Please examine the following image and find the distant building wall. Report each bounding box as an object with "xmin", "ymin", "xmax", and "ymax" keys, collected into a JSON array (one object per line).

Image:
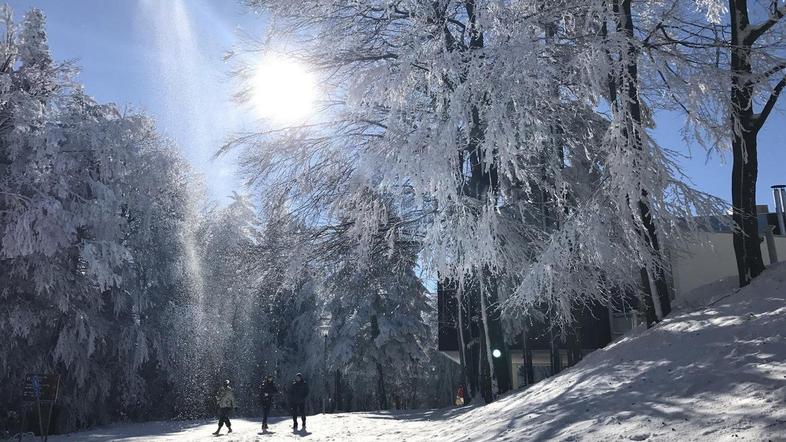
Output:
[
  {"xmin": 775, "ymin": 235, "xmax": 786, "ymax": 261},
  {"xmin": 671, "ymin": 232, "xmax": 786, "ymax": 297}
]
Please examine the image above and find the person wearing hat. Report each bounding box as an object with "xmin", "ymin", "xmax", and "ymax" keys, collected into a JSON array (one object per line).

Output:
[
  {"xmin": 213, "ymin": 379, "xmax": 236, "ymax": 435},
  {"xmin": 287, "ymin": 373, "xmax": 309, "ymax": 430},
  {"xmin": 260, "ymin": 375, "xmax": 278, "ymax": 430}
]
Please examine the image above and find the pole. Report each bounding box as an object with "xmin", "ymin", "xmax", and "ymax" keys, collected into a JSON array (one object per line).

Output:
[
  {"xmin": 31, "ymin": 375, "xmax": 43, "ymax": 442},
  {"xmin": 322, "ymin": 333, "xmax": 327, "ymax": 414},
  {"xmin": 44, "ymin": 377, "xmax": 59, "ymax": 442},
  {"xmin": 778, "ymin": 184, "xmax": 786, "ymax": 236},
  {"xmin": 36, "ymin": 397, "xmax": 43, "ymax": 442},
  {"xmin": 765, "ymin": 225, "xmax": 779, "ymax": 264},
  {"xmin": 772, "ymin": 185, "xmax": 786, "ymax": 235},
  {"xmin": 19, "ymin": 406, "xmax": 27, "ymax": 442},
  {"xmin": 335, "ymin": 370, "xmax": 342, "ymax": 412}
]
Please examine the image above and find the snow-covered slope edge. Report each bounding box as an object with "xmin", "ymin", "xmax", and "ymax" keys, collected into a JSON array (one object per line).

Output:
[{"xmin": 422, "ymin": 262, "xmax": 786, "ymax": 442}]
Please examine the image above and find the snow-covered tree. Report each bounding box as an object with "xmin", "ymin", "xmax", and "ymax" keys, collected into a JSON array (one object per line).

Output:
[
  {"xmin": 638, "ymin": 0, "xmax": 786, "ymax": 287},
  {"xmin": 176, "ymin": 193, "xmax": 283, "ymax": 415},
  {"xmin": 232, "ymin": 0, "xmax": 724, "ymax": 403},
  {"xmin": 0, "ymin": 6, "xmax": 204, "ymax": 430},
  {"xmin": 323, "ymin": 196, "xmax": 431, "ymax": 410}
]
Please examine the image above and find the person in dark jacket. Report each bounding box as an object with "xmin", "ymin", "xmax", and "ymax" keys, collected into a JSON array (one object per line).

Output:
[
  {"xmin": 260, "ymin": 375, "xmax": 278, "ymax": 430},
  {"xmin": 287, "ymin": 373, "xmax": 309, "ymax": 430}
]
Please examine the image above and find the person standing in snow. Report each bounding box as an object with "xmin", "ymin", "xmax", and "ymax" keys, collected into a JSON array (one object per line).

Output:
[
  {"xmin": 260, "ymin": 375, "xmax": 278, "ymax": 430},
  {"xmin": 213, "ymin": 380, "xmax": 236, "ymax": 435},
  {"xmin": 287, "ymin": 373, "xmax": 309, "ymax": 430}
]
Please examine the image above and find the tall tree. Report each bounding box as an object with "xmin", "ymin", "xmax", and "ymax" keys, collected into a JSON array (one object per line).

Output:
[
  {"xmin": 324, "ymin": 202, "xmax": 431, "ymax": 411},
  {"xmin": 727, "ymin": 0, "xmax": 785, "ymax": 286},
  {"xmin": 0, "ymin": 7, "xmax": 204, "ymax": 430},
  {"xmin": 602, "ymin": 0, "xmax": 672, "ymax": 323},
  {"xmin": 641, "ymin": 0, "xmax": 786, "ymax": 287},
  {"xmin": 235, "ymin": 0, "xmax": 722, "ymax": 380}
]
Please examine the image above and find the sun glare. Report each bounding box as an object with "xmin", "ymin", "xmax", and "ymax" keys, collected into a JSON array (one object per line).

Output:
[{"xmin": 250, "ymin": 56, "xmax": 317, "ymax": 124}]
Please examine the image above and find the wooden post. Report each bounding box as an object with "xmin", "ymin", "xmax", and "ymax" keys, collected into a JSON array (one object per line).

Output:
[{"xmin": 44, "ymin": 376, "xmax": 59, "ymax": 442}]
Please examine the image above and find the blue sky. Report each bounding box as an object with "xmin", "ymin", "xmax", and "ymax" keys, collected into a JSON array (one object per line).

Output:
[
  {"xmin": 8, "ymin": 0, "xmax": 262, "ymax": 202},
  {"xmin": 651, "ymin": 110, "xmax": 786, "ymax": 210},
  {"xmin": 7, "ymin": 0, "xmax": 786, "ymax": 207}
]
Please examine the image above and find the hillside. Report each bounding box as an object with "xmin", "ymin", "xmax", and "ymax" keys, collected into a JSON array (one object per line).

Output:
[{"xmin": 418, "ymin": 262, "xmax": 786, "ymax": 441}]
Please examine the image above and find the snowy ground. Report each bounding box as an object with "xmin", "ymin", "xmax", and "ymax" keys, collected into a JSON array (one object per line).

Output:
[
  {"xmin": 50, "ymin": 263, "xmax": 786, "ymax": 441},
  {"xmin": 46, "ymin": 412, "xmax": 474, "ymax": 442}
]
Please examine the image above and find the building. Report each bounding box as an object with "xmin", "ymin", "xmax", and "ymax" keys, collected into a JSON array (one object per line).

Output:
[{"xmin": 437, "ymin": 187, "xmax": 786, "ymax": 392}]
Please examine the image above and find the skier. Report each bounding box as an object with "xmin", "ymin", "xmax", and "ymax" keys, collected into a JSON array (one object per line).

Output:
[
  {"xmin": 213, "ymin": 380, "xmax": 236, "ymax": 436},
  {"xmin": 287, "ymin": 373, "xmax": 309, "ymax": 430},
  {"xmin": 260, "ymin": 375, "xmax": 278, "ymax": 430}
]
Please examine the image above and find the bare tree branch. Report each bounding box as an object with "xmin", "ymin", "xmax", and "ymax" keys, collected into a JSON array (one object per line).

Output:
[{"xmin": 755, "ymin": 74, "xmax": 786, "ymax": 130}]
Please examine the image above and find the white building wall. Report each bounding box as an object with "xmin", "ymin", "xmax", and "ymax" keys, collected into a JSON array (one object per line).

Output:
[
  {"xmin": 670, "ymin": 232, "xmax": 786, "ymax": 298},
  {"xmin": 775, "ymin": 235, "xmax": 786, "ymax": 261}
]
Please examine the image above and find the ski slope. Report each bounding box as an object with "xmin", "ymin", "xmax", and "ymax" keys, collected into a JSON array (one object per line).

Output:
[{"xmin": 50, "ymin": 263, "xmax": 786, "ymax": 441}]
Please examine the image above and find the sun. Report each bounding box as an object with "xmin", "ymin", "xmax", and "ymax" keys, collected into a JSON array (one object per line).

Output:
[{"xmin": 250, "ymin": 56, "xmax": 317, "ymax": 124}]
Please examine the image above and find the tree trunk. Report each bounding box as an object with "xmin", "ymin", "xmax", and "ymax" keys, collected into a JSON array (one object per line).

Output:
[
  {"xmin": 731, "ymin": 130, "xmax": 764, "ymax": 286},
  {"xmin": 521, "ymin": 326, "xmax": 534, "ymax": 386},
  {"xmin": 376, "ymin": 363, "xmax": 388, "ymax": 410},
  {"xmin": 345, "ymin": 386, "xmax": 353, "ymax": 412},
  {"xmin": 566, "ymin": 321, "xmax": 582, "ymax": 367},
  {"xmin": 462, "ymin": 291, "xmax": 481, "ymax": 401},
  {"xmin": 478, "ymin": 282, "xmax": 495, "ymax": 403},
  {"xmin": 612, "ymin": 0, "xmax": 672, "ymax": 323},
  {"xmin": 486, "ymin": 302, "xmax": 511, "ymax": 394},
  {"xmin": 370, "ymin": 314, "xmax": 388, "ymax": 410},
  {"xmin": 455, "ymin": 289, "xmax": 473, "ymax": 404},
  {"xmin": 548, "ymin": 315, "xmax": 562, "ymax": 376},
  {"xmin": 638, "ymin": 196, "xmax": 672, "ymax": 320},
  {"xmin": 460, "ymin": 1, "xmax": 501, "ymax": 405},
  {"xmin": 334, "ymin": 370, "xmax": 342, "ymax": 412},
  {"xmin": 730, "ymin": 0, "xmax": 765, "ymax": 287}
]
